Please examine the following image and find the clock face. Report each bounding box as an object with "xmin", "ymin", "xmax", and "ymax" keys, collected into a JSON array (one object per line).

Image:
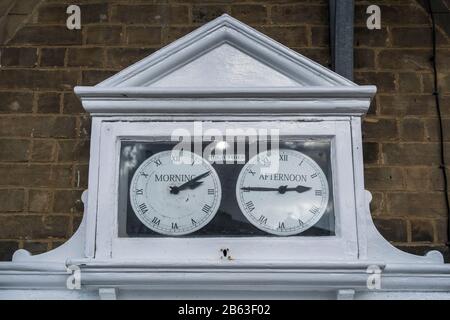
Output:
[
  {"xmin": 129, "ymin": 150, "xmax": 222, "ymax": 236},
  {"xmin": 236, "ymin": 149, "xmax": 329, "ymax": 236}
]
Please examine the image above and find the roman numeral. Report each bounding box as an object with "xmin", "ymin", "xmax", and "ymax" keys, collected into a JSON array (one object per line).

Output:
[
  {"xmin": 202, "ymin": 204, "xmax": 211, "ymax": 214},
  {"xmin": 151, "ymin": 217, "xmax": 160, "ymax": 225},
  {"xmin": 249, "ymin": 169, "xmax": 256, "ymax": 176},
  {"xmin": 135, "ymin": 189, "xmax": 143, "ymax": 195},
  {"xmin": 153, "ymin": 159, "xmax": 162, "ymax": 166},
  {"xmin": 140, "ymin": 172, "xmax": 149, "ymax": 178},
  {"xmin": 139, "ymin": 203, "xmax": 148, "ymax": 214},
  {"xmin": 278, "ymin": 222, "xmax": 286, "ymax": 230},
  {"xmin": 298, "ymin": 219, "xmax": 304, "ymax": 227},
  {"xmin": 310, "ymin": 173, "xmax": 318, "ymax": 179},
  {"xmin": 315, "ymin": 190, "xmax": 322, "ymax": 196},
  {"xmin": 245, "ymin": 201, "xmax": 255, "ymax": 212},
  {"xmin": 279, "ymin": 154, "xmax": 288, "ymax": 161},
  {"xmin": 310, "ymin": 206, "xmax": 320, "ymax": 215},
  {"xmin": 299, "ymin": 159, "xmax": 304, "ymax": 166},
  {"xmin": 208, "ymin": 189, "xmax": 215, "ymax": 195},
  {"xmin": 171, "ymin": 222, "xmax": 178, "ymax": 229},
  {"xmin": 258, "ymin": 215, "xmax": 267, "ymax": 224},
  {"xmin": 191, "ymin": 218, "xmax": 197, "ymax": 225}
]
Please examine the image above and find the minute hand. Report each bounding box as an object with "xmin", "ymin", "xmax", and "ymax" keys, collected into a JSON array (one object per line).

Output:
[{"xmin": 241, "ymin": 185, "xmax": 311, "ymax": 194}]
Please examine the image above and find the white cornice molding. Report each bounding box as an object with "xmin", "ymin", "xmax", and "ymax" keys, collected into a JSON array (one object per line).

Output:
[{"xmin": 74, "ymin": 14, "xmax": 376, "ymax": 117}]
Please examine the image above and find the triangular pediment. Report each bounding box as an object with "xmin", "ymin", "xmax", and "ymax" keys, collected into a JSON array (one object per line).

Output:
[
  {"xmin": 97, "ymin": 14, "xmax": 356, "ymax": 88},
  {"xmin": 150, "ymin": 44, "xmax": 299, "ymax": 87}
]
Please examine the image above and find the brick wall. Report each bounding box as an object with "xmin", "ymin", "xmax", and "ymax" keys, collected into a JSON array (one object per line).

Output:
[{"xmin": 0, "ymin": 0, "xmax": 448, "ymax": 261}]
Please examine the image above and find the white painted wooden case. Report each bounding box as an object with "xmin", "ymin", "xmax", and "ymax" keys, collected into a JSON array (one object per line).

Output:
[
  {"xmin": 98, "ymin": 120, "xmax": 356, "ymax": 262},
  {"xmin": 1, "ymin": 15, "xmax": 450, "ymax": 300}
]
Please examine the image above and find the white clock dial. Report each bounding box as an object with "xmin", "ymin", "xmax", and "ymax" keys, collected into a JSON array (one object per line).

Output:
[
  {"xmin": 236, "ymin": 149, "xmax": 329, "ymax": 236},
  {"xmin": 130, "ymin": 150, "xmax": 221, "ymax": 236}
]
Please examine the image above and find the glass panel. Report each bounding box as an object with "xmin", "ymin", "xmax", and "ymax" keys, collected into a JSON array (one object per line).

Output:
[{"xmin": 118, "ymin": 138, "xmax": 335, "ymax": 237}]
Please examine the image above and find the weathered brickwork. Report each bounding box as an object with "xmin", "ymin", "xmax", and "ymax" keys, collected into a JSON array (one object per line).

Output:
[
  {"xmin": 355, "ymin": 0, "xmax": 450, "ymax": 260},
  {"xmin": 0, "ymin": 0, "xmax": 448, "ymax": 261}
]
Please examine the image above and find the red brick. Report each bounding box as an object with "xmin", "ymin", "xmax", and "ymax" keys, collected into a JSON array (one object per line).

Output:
[
  {"xmin": 0, "ymin": 215, "xmax": 70, "ymax": 239},
  {"xmin": 398, "ymin": 73, "xmax": 421, "ymax": 93},
  {"xmin": 37, "ymin": 93, "xmax": 61, "ymax": 114},
  {"xmin": 53, "ymin": 190, "xmax": 84, "ymax": 214},
  {"xmin": 56, "ymin": 140, "xmax": 90, "ymax": 162},
  {"xmin": 363, "ymin": 118, "xmax": 398, "ymax": 141},
  {"xmin": 10, "ymin": 26, "xmax": 82, "ymax": 46},
  {"xmin": 373, "ymin": 218, "xmax": 407, "ymax": 242},
  {"xmin": 354, "ymin": 27, "xmax": 389, "ymax": 47},
  {"xmin": 311, "ymin": 26, "xmax": 329, "ymax": 47},
  {"xmin": 63, "ymin": 93, "xmax": 84, "ymax": 114},
  {"xmin": 271, "ymin": 4, "xmax": 328, "ymax": 24},
  {"xmin": 86, "ymin": 26, "xmax": 123, "ymax": 45},
  {"xmin": 73, "ymin": 215, "xmax": 83, "ymax": 234},
  {"xmin": 79, "ymin": 115, "xmax": 91, "ymax": 139},
  {"xmin": 0, "ymin": 241, "xmax": 19, "ymax": 261},
  {"xmin": 0, "ymin": 189, "xmax": 25, "ymax": 212},
  {"xmin": 0, "ymin": 116, "xmax": 77, "ymax": 138},
  {"xmin": 31, "ymin": 140, "xmax": 55, "ymax": 162},
  {"xmin": 74, "ymin": 164, "xmax": 88, "ymax": 189},
  {"xmin": 378, "ymin": 95, "xmax": 436, "ymax": 116},
  {"xmin": 411, "ymin": 220, "xmax": 434, "ymax": 242},
  {"xmin": 365, "ymin": 167, "xmax": 404, "ymax": 191},
  {"xmin": 400, "ymin": 118, "xmax": 425, "ymax": 141},
  {"xmin": 435, "ymin": 219, "xmax": 448, "ymax": 243},
  {"xmin": 106, "ymin": 48, "xmax": 156, "ymax": 69},
  {"xmin": 257, "ymin": 26, "xmax": 309, "ymax": 47},
  {"xmin": 0, "ymin": 139, "xmax": 30, "ymax": 162},
  {"xmin": 0, "ymin": 92, "xmax": 33, "ymax": 114},
  {"xmin": 28, "ymin": 189, "xmax": 52, "ymax": 213},
  {"xmin": 112, "ymin": 5, "xmax": 188, "ymax": 25},
  {"xmin": 231, "ymin": 5, "xmax": 268, "ymax": 24},
  {"xmin": 126, "ymin": 27, "xmax": 161, "ymax": 45},
  {"xmin": 0, "ymin": 70, "xmax": 79, "ymax": 90},
  {"xmin": 67, "ymin": 48, "xmax": 104, "ymax": 68},
  {"xmin": 165, "ymin": 27, "xmax": 196, "ymax": 44},
  {"xmin": 1, "ymin": 47, "xmax": 37, "ymax": 67},
  {"xmin": 404, "ymin": 167, "xmax": 444, "ymax": 191},
  {"xmin": 296, "ymin": 48, "xmax": 330, "ymax": 67},
  {"xmin": 387, "ymin": 193, "xmax": 447, "ymax": 217},
  {"xmin": 23, "ymin": 241, "xmax": 49, "ymax": 255},
  {"xmin": 193, "ymin": 5, "xmax": 229, "ymax": 24},
  {"xmin": 424, "ymin": 119, "xmax": 450, "ymax": 142},
  {"xmin": 40, "ymin": 48, "xmax": 66, "ymax": 67},
  {"xmin": 391, "ymin": 27, "xmax": 432, "ymax": 48},
  {"xmin": 378, "ymin": 49, "xmax": 431, "ymax": 71},
  {"xmin": 363, "ymin": 142, "xmax": 380, "ymax": 164},
  {"xmin": 369, "ymin": 192, "xmax": 384, "ymax": 216},
  {"xmin": 81, "ymin": 70, "xmax": 116, "ymax": 86},
  {"xmin": 354, "ymin": 72, "xmax": 396, "ymax": 93},
  {"xmin": 382, "ymin": 143, "xmax": 440, "ymax": 166},
  {"xmin": 354, "ymin": 48, "xmax": 375, "ymax": 69}
]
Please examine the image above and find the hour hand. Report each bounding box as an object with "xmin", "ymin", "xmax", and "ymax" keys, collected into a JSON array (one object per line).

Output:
[
  {"xmin": 170, "ymin": 171, "xmax": 210, "ymax": 194},
  {"xmin": 286, "ymin": 185, "xmax": 311, "ymax": 193}
]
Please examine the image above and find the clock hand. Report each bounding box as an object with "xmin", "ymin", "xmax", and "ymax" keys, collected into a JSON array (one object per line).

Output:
[
  {"xmin": 283, "ymin": 185, "xmax": 312, "ymax": 194},
  {"xmin": 241, "ymin": 185, "xmax": 311, "ymax": 194},
  {"xmin": 241, "ymin": 186, "xmax": 280, "ymax": 192},
  {"xmin": 170, "ymin": 171, "xmax": 211, "ymax": 194}
]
